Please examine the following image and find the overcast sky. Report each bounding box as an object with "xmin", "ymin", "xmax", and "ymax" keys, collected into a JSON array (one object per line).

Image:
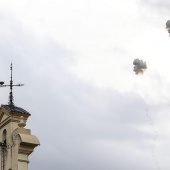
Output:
[{"xmin": 1, "ymin": 0, "xmax": 170, "ymax": 169}]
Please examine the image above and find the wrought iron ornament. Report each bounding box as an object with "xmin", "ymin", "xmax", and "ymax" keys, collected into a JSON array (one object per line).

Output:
[
  {"xmin": 0, "ymin": 142, "xmax": 14, "ymax": 170},
  {"xmin": 0, "ymin": 63, "xmax": 24, "ymax": 106},
  {"xmin": 0, "ymin": 142, "xmax": 7, "ymax": 170}
]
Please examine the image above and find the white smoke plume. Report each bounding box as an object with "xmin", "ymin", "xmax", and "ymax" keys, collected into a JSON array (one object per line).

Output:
[
  {"xmin": 145, "ymin": 106, "xmax": 161, "ymax": 170},
  {"xmin": 133, "ymin": 58, "xmax": 147, "ymax": 75},
  {"xmin": 166, "ymin": 20, "xmax": 170, "ymax": 35}
]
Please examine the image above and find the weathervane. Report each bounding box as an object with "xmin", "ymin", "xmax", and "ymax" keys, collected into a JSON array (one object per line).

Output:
[{"xmin": 0, "ymin": 63, "xmax": 24, "ymax": 106}]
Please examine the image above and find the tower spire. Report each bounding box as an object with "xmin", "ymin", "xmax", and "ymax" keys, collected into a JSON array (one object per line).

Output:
[{"xmin": 0, "ymin": 63, "xmax": 24, "ymax": 106}]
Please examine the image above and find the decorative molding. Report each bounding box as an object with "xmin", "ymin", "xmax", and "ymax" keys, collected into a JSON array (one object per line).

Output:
[
  {"xmin": 0, "ymin": 112, "xmax": 4, "ymax": 122},
  {"xmin": 18, "ymin": 159, "xmax": 29, "ymax": 163},
  {"xmin": 13, "ymin": 132, "xmax": 18, "ymax": 145}
]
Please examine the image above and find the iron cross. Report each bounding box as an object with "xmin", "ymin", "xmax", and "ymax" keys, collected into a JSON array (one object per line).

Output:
[{"xmin": 0, "ymin": 63, "xmax": 24, "ymax": 106}]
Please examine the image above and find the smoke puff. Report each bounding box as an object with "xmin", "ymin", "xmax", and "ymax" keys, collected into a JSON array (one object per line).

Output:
[
  {"xmin": 166, "ymin": 20, "xmax": 170, "ymax": 34},
  {"xmin": 133, "ymin": 58, "xmax": 147, "ymax": 75},
  {"xmin": 166, "ymin": 20, "xmax": 170, "ymax": 28}
]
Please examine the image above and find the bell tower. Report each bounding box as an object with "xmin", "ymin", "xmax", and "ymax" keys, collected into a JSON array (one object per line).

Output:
[{"xmin": 0, "ymin": 64, "xmax": 40, "ymax": 170}]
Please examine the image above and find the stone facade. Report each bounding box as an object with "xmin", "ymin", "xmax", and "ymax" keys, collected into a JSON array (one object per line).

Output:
[{"xmin": 0, "ymin": 105, "xmax": 40, "ymax": 170}]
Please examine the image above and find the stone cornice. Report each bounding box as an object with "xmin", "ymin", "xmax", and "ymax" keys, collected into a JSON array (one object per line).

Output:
[{"xmin": 18, "ymin": 159, "xmax": 29, "ymax": 163}]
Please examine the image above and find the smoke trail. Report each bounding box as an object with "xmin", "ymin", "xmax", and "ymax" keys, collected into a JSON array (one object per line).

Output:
[{"xmin": 145, "ymin": 106, "xmax": 161, "ymax": 170}]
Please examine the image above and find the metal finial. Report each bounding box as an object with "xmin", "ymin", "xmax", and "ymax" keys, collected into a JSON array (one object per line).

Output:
[
  {"xmin": 0, "ymin": 63, "xmax": 24, "ymax": 106},
  {"xmin": 9, "ymin": 63, "xmax": 14, "ymax": 106}
]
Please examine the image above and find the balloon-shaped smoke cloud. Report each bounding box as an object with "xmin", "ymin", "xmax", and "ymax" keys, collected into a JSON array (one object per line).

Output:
[
  {"xmin": 166, "ymin": 20, "xmax": 170, "ymax": 35},
  {"xmin": 133, "ymin": 59, "xmax": 147, "ymax": 75}
]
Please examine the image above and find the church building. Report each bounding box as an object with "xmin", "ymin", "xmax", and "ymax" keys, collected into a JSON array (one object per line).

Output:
[{"xmin": 0, "ymin": 64, "xmax": 40, "ymax": 170}]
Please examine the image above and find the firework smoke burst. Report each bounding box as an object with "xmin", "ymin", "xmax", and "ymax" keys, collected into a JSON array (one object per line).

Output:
[{"xmin": 133, "ymin": 58, "xmax": 147, "ymax": 75}]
